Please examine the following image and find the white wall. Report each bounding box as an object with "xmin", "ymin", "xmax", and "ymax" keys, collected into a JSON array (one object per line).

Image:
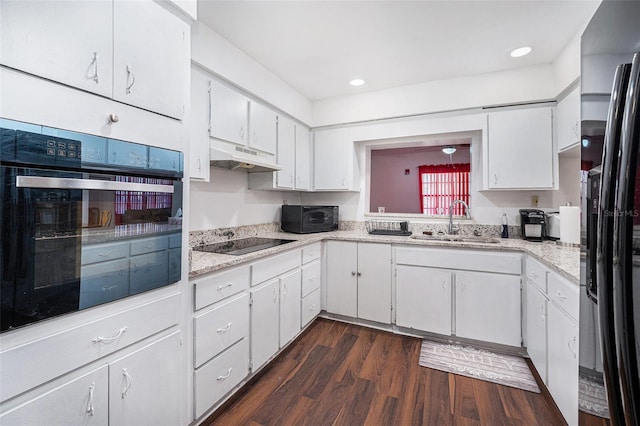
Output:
[
  {"xmin": 191, "ymin": 21, "xmax": 312, "ymax": 125},
  {"xmin": 189, "ymin": 167, "xmax": 301, "ymax": 231},
  {"xmin": 311, "ymin": 65, "xmax": 556, "ymax": 127}
]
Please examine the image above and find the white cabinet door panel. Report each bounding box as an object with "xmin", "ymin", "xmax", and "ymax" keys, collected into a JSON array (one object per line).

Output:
[
  {"xmin": 526, "ymin": 281, "xmax": 548, "ymax": 384},
  {"xmin": 279, "ymin": 269, "xmax": 302, "ymax": 347},
  {"xmin": 325, "ymin": 241, "xmax": 358, "ymax": 317},
  {"xmin": 455, "ymin": 270, "xmax": 521, "ymax": 346},
  {"xmin": 109, "ymin": 331, "xmax": 181, "ymax": 426},
  {"xmin": 249, "ymin": 101, "xmax": 277, "ymax": 154},
  {"xmin": 301, "ymin": 288, "xmax": 321, "ymax": 327},
  {"xmin": 276, "ymin": 115, "xmax": 295, "ymax": 189},
  {"xmin": 113, "ymin": 1, "xmax": 188, "ymax": 119},
  {"xmin": 357, "ymin": 243, "xmax": 392, "ymax": 323},
  {"xmin": 314, "ymin": 127, "xmax": 352, "ymax": 190},
  {"xmin": 396, "ymin": 265, "xmax": 452, "ymax": 335},
  {"xmin": 295, "ymin": 125, "xmax": 311, "ymax": 190},
  {"xmin": 250, "ymin": 280, "xmax": 279, "ymax": 371},
  {"xmin": 209, "ymin": 78, "xmax": 248, "ymax": 145},
  {"xmin": 0, "ymin": 0, "xmax": 113, "ymax": 98}
]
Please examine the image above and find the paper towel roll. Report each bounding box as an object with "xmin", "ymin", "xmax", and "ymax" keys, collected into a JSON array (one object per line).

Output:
[{"xmin": 559, "ymin": 206, "xmax": 580, "ymax": 245}]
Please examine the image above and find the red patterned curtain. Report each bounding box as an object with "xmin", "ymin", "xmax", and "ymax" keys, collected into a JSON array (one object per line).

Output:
[{"xmin": 418, "ymin": 164, "xmax": 470, "ymax": 215}]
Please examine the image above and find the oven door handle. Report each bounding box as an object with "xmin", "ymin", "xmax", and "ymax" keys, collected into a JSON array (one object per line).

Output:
[{"xmin": 15, "ymin": 176, "xmax": 174, "ymax": 193}]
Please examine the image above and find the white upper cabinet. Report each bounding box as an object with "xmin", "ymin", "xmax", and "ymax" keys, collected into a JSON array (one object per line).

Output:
[
  {"xmin": 113, "ymin": 1, "xmax": 188, "ymax": 119},
  {"xmin": 295, "ymin": 124, "xmax": 311, "ymax": 190},
  {"xmin": 276, "ymin": 115, "xmax": 296, "ymax": 189},
  {"xmin": 209, "ymin": 78, "xmax": 248, "ymax": 145},
  {"xmin": 556, "ymin": 86, "xmax": 581, "ymax": 152},
  {"xmin": 0, "ymin": 0, "xmax": 188, "ymax": 120},
  {"xmin": 0, "ymin": 1, "xmax": 113, "ymax": 98},
  {"xmin": 189, "ymin": 67, "xmax": 211, "ymax": 181},
  {"xmin": 313, "ymin": 127, "xmax": 359, "ymax": 191},
  {"xmin": 485, "ymin": 106, "xmax": 555, "ymax": 189},
  {"xmin": 248, "ymin": 101, "xmax": 277, "ymax": 155}
]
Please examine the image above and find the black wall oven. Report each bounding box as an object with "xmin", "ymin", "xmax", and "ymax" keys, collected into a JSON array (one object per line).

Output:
[{"xmin": 1, "ymin": 119, "xmax": 183, "ymax": 333}]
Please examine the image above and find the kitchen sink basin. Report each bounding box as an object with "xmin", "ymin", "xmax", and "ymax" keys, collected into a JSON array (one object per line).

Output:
[
  {"xmin": 410, "ymin": 235, "xmax": 500, "ymax": 244},
  {"xmin": 193, "ymin": 237, "xmax": 297, "ymax": 255}
]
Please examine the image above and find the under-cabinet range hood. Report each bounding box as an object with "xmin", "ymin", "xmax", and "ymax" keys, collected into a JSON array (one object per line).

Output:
[{"xmin": 210, "ymin": 141, "xmax": 281, "ymax": 173}]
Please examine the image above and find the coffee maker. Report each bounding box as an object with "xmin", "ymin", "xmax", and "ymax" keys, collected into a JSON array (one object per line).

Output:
[{"xmin": 519, "ymin": 209, "xmax": 547, "ymax": 241}]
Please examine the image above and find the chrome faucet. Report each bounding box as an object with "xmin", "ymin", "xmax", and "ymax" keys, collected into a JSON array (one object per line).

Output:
[{"xmin": 448, "ymin": 199, "xmax": 471, "ymax": 234}]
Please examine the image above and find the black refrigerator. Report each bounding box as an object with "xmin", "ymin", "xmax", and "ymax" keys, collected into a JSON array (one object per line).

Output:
[{"xmin": 580, "ymin": 1, "xmax": 640, "ymax": 425}]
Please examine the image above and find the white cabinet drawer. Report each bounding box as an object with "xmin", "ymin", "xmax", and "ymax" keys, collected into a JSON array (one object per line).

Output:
[
  {"xmin": 395, "ymin": 246, "xmax": 521, "ymax": 275},
  {"xmin": 548, "ymin": 272, "xmax": 579, "ymax": 321},
  {"xmin": 301, "ymin": 288, "xmax": 321, "ymax": 327},
  {"xmin": 525, "ymin": 256, "xmax": 548, "ymax": 292},
  {"xmin": 82, "ymin": 241, "xmax": 130, "ymax": 265},
  {"xmin": 194, "ymin": 338, "xmax": 249, "ymax": 419},
  {"xmin": 302, "ymin": 243, "xmax": 321, "ymax": 264},
  {"xmin": 251, "ymin": 250, "xmax": 301, "ymax": 286},
  {"xmin": 194, "ymin": 294, "xmax": 249, "ymax": 368},
  {"xmin": 301, "ymin": 260, "xmax": 321, "ymax": 297},
  {"xmin": 0, "ymin": 293, "xmax": 180, "ymax": 402},
  {"xmin": 193, "ymin": 265, "xmax": 250, "ymax": 311}
]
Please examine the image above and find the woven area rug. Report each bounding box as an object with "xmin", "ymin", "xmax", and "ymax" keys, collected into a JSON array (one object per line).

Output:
[
  {"xmin": 579, "ymin": 376, "xmax": 610, "ymax": 419},
  {"xmin": 419, "ymin": 340, "xmax": 540, "ymax": 393}
]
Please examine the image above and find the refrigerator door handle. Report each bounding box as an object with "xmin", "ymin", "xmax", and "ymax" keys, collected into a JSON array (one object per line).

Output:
[{"xmin": 596, "ymin": 62, "xmax": 632, "ymax": 425}]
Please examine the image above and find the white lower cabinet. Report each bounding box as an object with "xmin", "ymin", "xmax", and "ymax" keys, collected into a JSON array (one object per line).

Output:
[
  {"xmin": 394, "ymin": 246, "xmax": 522, "ymax": 347},
  {"xmin": 279, "ymin": 269, "xmax": 302, "ymax": 347},
  {"xmin": 0, "ymin": 365, "xmax": 109, "ymax": 425},
  {"xmin": 108, "ymin": 331, "xmax": 182, "ymax": 426},
  {"xmin": 250, "ymin": 279, "xmax": 281, "ymax": 372},
  {"xmin": 526, "ymin": 281, "xmax": 548, "ymax": 384},
  {"xmin": 547, "ymin": 290, "xmax": 579, "ymax": 426},
  {"xmin": 455, "ymin": 270, "xmax": 521, "ymax": 346},
  {"xmin": 325, "ymin": 241, "xmax": 392, "ymax": 323},
  {"xmin": 301, "ymin": 288, "xmax": 321, "ymax": 327},
  {"xmin": 395, "ymin": 265, "xmax": 452, "ymax": 335}
]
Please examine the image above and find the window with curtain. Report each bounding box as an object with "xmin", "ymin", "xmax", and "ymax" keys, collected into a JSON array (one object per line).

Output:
[{"xmin": 419, "ymin": 163, "xmax": 470, "ymax": 215}]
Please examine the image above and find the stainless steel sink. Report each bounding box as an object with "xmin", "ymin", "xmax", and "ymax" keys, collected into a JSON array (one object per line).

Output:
[{"xmin": 410, "ymin": 235, "xmax": 500, "ymax": 244}]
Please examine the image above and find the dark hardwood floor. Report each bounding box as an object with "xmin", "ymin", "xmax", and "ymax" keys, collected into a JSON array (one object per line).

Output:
[{"xmin": 206, "ymin": 319, "xmax": 605, "ymax": 425}]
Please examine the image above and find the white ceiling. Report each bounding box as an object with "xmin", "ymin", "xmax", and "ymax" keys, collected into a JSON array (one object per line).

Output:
[{"xmin": 197, "ymin": 0, "xmax": 600, "ymax": 102}]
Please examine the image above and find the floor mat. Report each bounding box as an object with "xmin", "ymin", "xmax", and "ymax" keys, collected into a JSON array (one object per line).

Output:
[{"xmin": 419, "ymin": 340, "xmax": 540, "ymax": 393}]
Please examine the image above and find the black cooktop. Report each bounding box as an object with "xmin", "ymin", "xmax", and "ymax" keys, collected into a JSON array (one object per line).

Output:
[{"xmin": 193, "ymin": 237, "xmax": 296, "ymax": 256}]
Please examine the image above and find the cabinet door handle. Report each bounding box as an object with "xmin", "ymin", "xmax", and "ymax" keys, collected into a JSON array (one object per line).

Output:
[
  {"xmin": 494, "ymin": 173, "xmax": 498, "ymax": 185},
  {"xmin": 441, "ymin": 280, "xmax": 447, "ymax": 291},
  {"xmin": 217, "ymin": 368, "xmax": 233, "ymax": 381},
  {"xmin": 197, "ymin": 157, "xmax": 202, "ymax": 172},
  {"xmin": 216, "ymin": 322, "xmax": 232, "ymax": 334},
  {"xmin": 309, "ymin": 275, "xmax": 316, "ymax": 282},
  {"xmin": 357, "ymin": 272, "xmax": 362, "ymax": 277},
  {"xmin": 239, "ymin": 127, "xmax": 245, "ymax": 140},
  {"xmin": 90, "ymin": 52, "xmax": 99, "ymax": 83},
  {"xmin": 207, "ymin": 80, "xmax": 212, "ymax": 132},
  {"xmin": 121, "ymin": 368, "xmax": 133, "ymax": 398},
  {"xmin": 555, "ymin": 291, "xmax": 567, "ymax": 301},
  {"xmin": 86, "ymin": 383, "xmax": 95, "ymax": 416},
  {"xmin": 530, "ymin": 271, "xmax": 538, "ymax": 279},
  {"xmin": 125, "ymin": 65, "xmax": 136, "ymax": 94},
  {"xmin": 567, "ymin": 336, "xmax": 577, "ymax": 358},
  {"xmin": 351, "ymin": 271, "xmax": 356, "ymax": 276},
  {"xmin": 273, "ymin": 286, "xmax": 277, "ymax": 302},
  {"xmin": 283, "ymin": 283, "xmax": 288, "ymax": 296},
  {"xmin": 93, "ymin": 326, "xmax": 127, "ymax": 343},
  {"xmin": 308, "ymin": 304, "xmax": 316, "ymax": 311}
]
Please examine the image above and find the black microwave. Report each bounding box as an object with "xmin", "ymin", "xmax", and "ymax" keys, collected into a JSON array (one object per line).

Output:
[{"xmin": 281, "ymin": 205, "xmax": 339, "ymax": 234}]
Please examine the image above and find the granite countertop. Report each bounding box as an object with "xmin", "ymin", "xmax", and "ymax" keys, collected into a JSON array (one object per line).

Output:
[{"xmin": 189, "ymin": 230, "xmax": 580, "ymax": 283}]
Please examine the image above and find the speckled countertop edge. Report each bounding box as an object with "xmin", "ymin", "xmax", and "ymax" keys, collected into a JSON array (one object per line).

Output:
[{"xmin": 189, "ymin": 230, "xmax": 580, "ymax": 283}]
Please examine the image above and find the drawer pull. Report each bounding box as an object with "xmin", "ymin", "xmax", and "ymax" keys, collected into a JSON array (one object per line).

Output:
[
  {"xmin": 121, "ymin": 368, "xmax": 133, "ymax": 398},
  {"xmin": 216, "ymin": 322, "xmax": 232, "ymax": 334},
  {"xmin": 87, "ymin": 383, "xmax": 95, "ymax": 416},
  {"xmin": 530, "ymin": 271, "xmax": 538, "ymax": 279},
  {"xmin": 217, "ymin": 282, "xmax": 233, "ymax": 291},
  {"xmin": 93, "ymin": 326, "xmax": 127, "ymax": 343},
  {"xmin": 309, "ymin": 275, "xmax": 316, "ymax": 281},
  {"xmin": 98, "ymin": 251, "xmax": 112, "ymax": 257},
  {"xmin": 555, "ymin": 291, "xmax": 567, "ymax": 301},
  {"xmin": 217, "ymin": 368, "xmax": 233, "ymax": 381},
  {"xmin": 308, "ymin": 304, "xmax": 316, "ymax": 311}
]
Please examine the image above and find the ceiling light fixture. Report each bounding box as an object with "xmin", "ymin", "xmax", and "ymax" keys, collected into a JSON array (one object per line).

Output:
[
  {"xmin": 442, "ymin": 146, "xmax": 456, "ymax": 155},
  {"xmin": 349, "ymin": 78, "xmax": 365, "ymax": 86},
  {"xmin": 510, "ymin": 46, "xmax": 532, "ymax": 58}
]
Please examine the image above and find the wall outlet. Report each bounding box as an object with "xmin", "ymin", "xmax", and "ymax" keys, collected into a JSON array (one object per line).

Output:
[{"xmin": 531, "ymin": 195, "xmax": 539, "ymax": 207}]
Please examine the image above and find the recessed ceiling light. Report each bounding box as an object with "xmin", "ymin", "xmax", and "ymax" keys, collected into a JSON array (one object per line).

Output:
[
  {"xmin": 350, "ymin": 78, "xmax": 365, "ymax": 86},
  {"xmin": 510, "ymin": 46, "xmax": 532, "ymax": 58}
]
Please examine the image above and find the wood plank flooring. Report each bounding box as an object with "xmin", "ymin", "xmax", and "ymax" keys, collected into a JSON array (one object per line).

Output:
[{"xmin": 205, "ymin": 319, "xmax": 604, "ymax": 425}]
